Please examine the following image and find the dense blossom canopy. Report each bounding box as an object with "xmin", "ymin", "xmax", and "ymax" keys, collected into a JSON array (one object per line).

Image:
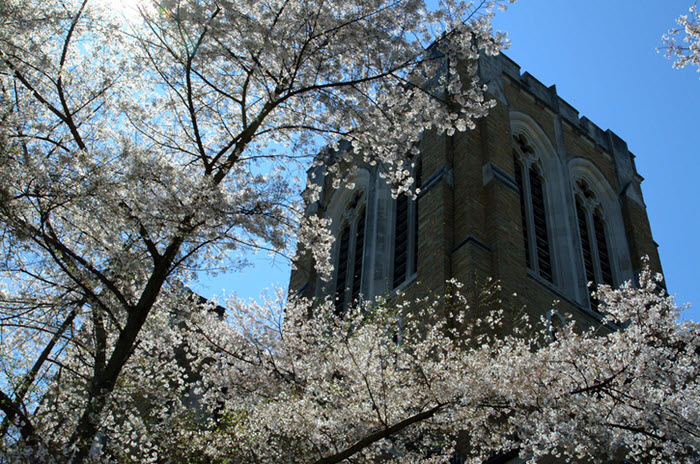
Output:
[
  {"xmin": 22, "ymin": 265, "xmax": 697, "ymax": 464},
  {"xmin": 2, "ymin": 0, "xmax": 698, "ymax": 463},
  {"xmin": 144, "ymin": 268, "xmax": 698, "ymax": 464},
  {"xmin": 0, "ymin": 0, "xmax": 515, "ymax": 461}
]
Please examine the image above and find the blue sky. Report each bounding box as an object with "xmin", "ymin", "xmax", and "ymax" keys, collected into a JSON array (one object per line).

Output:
[{"xmin": 195, "ymin": 0, "xmax": 700, "ymax": 321}]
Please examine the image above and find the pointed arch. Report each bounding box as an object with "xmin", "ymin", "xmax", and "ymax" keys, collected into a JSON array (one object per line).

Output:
[
  {"xmin": 510, "ymin": 113, "xmax": 562, "ymax": 284},
  {"xmin": 569, "ymin": 157, "xmax": 634, "ymax": 308},
  {"xmin": 325, "ymin": 168, "xmax": 371, "ymax": 314},
  {"xmin": 510, "ymin": 112, "xmax": 585, "ymax": 297}
]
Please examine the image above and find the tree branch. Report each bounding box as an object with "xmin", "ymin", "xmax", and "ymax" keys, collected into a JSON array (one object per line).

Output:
[{"xmin": 311, "ymin": 403, "xmax": 446, "ymax": 464}]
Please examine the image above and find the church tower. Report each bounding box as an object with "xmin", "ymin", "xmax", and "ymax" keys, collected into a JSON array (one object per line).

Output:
[{"xmin": 290, "ymin": 52, "xmax": 662, "ymax": 328}]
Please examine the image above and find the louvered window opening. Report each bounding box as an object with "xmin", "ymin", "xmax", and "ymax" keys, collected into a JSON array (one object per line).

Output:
[
  {"xmin": 413, "ymin": 163, "xmax": 421, "ymax": 276},
  {"xmin": 513, "ymin": 137, "xmax": 553, "ymax": 284},
  {"xmin": 576, "ymin": 196, "xmax": 596, "ymax": 307},
  {"xmin": 530, "ymin": 167, "xmax": 552, "ymax": 282},
  {"xmin": 393, "ymin": 194, "xmax": 409, "ymax": 288},
  {"xmin": 334, "ymin": 192, "xmax": 367, "ymax": 315},
  {"xmin": 575, "ymin": 181, "xmax": 615, "ymax": 311},
  {"xmin": 594, "ymin": 210, "xmax": 613, "ymax": 286},
  {"xmin": 513, "ymin": 158, "xmax": 531, "ymax": 268},
  {"xmin": 392, "ymin": 160, "xmax": 421, "ymax": 289},
  {"xmin": 351, "ymin": 208, "xmax": 366, "ymax": 304},
  {"xmin": 334, "ymin": 225, "xmax": 350, "ymax": 314}
]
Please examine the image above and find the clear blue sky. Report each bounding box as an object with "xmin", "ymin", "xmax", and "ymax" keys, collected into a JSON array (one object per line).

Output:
[{"xmin": 195, "ymin": 0, "xmax": 700, "ymax": 321}]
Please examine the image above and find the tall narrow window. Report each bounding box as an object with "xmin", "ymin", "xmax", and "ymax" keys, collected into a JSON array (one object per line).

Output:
[
  {"xmin": 393, "ymin": 194, "xmax": 409, "ymax": 287},
  {"xmin": 513, "ymin": 134, "xmax": 553, "ymax": 283},
  {"xmin": 513, "ymin": 158, "xmax": 530, "ymax": 269},
  {"xmin": 574, "ymin": 180, "xmax": 615, "ymax": 309},
  {"xmin": 576, "ymin": 196, "xmax": 595, "ymax": 307},
  {"xmin": 334, "ymin": 192, "xmax": 367, "ymax": 313},
  {"xmin": 334, "ymin": 225, "xmax": 350, "ymax": 314},
  {"xmin": 392, "ymin": 160, "xmax": 421, "ymax": 289},
  {"xmin": 412, "ymin": 160, "xmax": 421, "ymax": 277},
  {"xmin": 594, "ymin": 209, "xmax": 613, "ymax": 286},
  {"xmin": 530, "ymin": 167, "xmax": 552, "ymax": 281},
  {"xmin": 351, "ymin": 207, "xmax": 366, "ymax": 303},
  {"xmin": 412, "ymin": 193, "xmax": 419, "ymax": 277}
]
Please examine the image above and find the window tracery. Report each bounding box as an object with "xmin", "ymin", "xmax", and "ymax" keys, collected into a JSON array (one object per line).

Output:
[
  {"xmin": 334, "ymin": 191, "xmax": 367, "ymax": 314},
  {"xmin": 513, "ymin": 134, "xmax": 553, "ymax": 283},
  {"xmin": 574, "ymin": 180, "xmax": 614, "ymax": 309}
]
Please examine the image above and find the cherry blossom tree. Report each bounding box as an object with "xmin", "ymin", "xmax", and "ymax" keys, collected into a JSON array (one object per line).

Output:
[
  {"xmin": 25, "ymin": 264, "xmax": 697, "ymax": 464},
  {"xmin": 662, "ymin": 3, "xmax": 700, "ymax": 72},
  {"xmin": 0, "ymin": 0, "xmax": 515, "ymax": 461},
  {"xmin": 2, "ymin": 1, "xmax": 697, "ymax": 463}
]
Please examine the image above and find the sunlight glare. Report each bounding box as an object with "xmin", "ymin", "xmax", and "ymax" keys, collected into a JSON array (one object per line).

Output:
[{"xmin": 107, "ymin": 0, "xmax": 152, "ymax": 23}]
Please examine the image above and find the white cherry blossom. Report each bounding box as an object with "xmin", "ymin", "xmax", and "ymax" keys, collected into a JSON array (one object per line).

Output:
[
  {"xmin": 0, "ymin": 0, "xmax": 515, "ymax": 461},
  {"xmin": 662, "ymin": 3, "xmax": 700, "ymax": 72}
]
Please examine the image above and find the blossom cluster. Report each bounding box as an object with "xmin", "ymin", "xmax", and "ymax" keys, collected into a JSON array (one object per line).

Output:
[{"xmin": 662, "ymin": 3, "xmax": 700, "ymax": 72}]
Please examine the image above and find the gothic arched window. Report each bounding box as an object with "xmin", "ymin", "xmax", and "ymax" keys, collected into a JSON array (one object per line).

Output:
[
  {"xmin": 334, "ymin": 192, "xmax": 367, "ymax": 314},
  {"xmin": 574, "ymin": 180, "xmax": 614, "ymax": 309},
  {"xmin": 392, "ymin": 160, "xmax": 421, "ymax": 289},
  {"xmin": 513, "ymin": 134, "xmax": 553, "ymax": 283}
]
